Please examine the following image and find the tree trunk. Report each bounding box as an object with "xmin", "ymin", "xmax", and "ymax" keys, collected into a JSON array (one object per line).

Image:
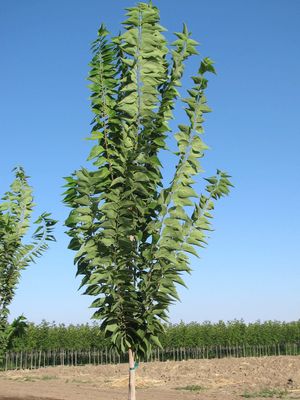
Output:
[{"xmin": 128, "ymin": 349, "xmax": 136, "ymax": 400}]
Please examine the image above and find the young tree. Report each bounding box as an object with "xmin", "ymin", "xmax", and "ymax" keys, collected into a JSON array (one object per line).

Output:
[
  {"xmin": 5, "ymin": 315, "xmax": 29, "ymax": 350},
  {"xmin": 64, "ymin": 2, "xmax": 232, "ymax": 398},
  {"xmin": 0, "ymin": 167, "xmax": 56, "ymax": 362}
]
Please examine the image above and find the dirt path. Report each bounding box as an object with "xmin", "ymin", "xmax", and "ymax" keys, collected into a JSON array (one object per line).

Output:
[{"xmin": 0, "ymin": 356, "xmax": 300, "ymax": 399}]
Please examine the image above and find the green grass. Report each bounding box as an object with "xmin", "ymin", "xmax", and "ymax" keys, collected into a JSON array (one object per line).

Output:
[
  {"xmin": 71, "ymin": 378, "xmax": 90, "ymax": 384},
  {"xmin": 40, "ymin": 375, "xmax": 58, "ymax": 380},
  {"xmin": 8, "ymin": 374, "xmax": 58, "ymax": 382},
  {"xmin": 175, "ymin": 384, "xmax": 206, "ymax": 392},
  {"xmin": 241, "ymin": 388, "xmax": 288, "ymax": 398},
  {"xmin": 22, "ymin": 376, "xmax": 36, "ymax": 382}
]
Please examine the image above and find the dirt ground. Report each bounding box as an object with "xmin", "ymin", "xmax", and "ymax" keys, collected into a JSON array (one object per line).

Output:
[{"xmin": 0, "ymin": 356, "xmax": 300, "ymax": 400}]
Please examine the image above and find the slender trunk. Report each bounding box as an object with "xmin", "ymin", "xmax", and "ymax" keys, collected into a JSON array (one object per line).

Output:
[{"xmin": 128, "ymin": 348, "xmax": 136, "ymax": 400}]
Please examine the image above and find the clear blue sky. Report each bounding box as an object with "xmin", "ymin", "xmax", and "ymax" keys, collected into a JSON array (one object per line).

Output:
[{"xmin": 1, "ymin": 0, "xmax": 299, "ymax": 325}]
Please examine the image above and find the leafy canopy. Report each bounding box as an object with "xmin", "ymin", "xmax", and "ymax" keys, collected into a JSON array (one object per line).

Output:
[
  {"xmin": 0, "ymin": 167, "xmax": 56, "ymax": 356},
  {"xmin": 64, "ymin": 1, "xmax": 232, "ymax": 358}
]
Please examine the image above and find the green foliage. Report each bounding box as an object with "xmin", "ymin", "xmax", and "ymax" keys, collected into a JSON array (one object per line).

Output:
[
  {"xmin": 161, "ymin": 320, "xmax": 300, "ymax": 347},
  {"xmin": 175, "ymin": 385, "xmax": 206, "ymax": 392},
  {"xmin": 64, "ymin": 2, "xmax": 232, "ymax": 358},
  {"xmin": 5, "ymin": 315, "xmax": 28, "ymax": 350},
  {"xmin": 10, "ymin": 320, "xmax": 109, "ymax": 351},
  {"xmin": 8, "ymin": 320, "xmax": 300, "ymax": 351},
  {"xmin": 0, "ymin": 167, "xmax": 57, "ymax": 359},
  {"xmin": 241, "ymin": 388, "xmax": 288, "ymax": 398}
]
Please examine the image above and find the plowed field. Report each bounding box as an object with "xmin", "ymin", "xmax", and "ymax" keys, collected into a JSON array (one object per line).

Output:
[{"xmin": 0, "ymin": 356, "xmax": 300, "ymax": 399}]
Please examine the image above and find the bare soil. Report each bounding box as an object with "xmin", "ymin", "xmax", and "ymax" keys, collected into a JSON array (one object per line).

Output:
[{"xmin": 0, "ymin": 356, "xmax": 300, "ymax": 400}]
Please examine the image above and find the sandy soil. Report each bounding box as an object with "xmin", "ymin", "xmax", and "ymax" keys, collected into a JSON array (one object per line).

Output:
[{"xmin": 0, "ymin": 356, "xmax": 300, "ymax": 399}]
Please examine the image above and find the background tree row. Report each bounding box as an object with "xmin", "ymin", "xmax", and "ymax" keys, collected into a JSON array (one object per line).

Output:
[{"xmin": 9, "ymin": 319, "xmax": 300, "ymax": 351}]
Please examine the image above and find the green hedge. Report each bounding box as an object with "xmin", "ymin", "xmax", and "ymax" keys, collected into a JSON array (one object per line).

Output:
[{"xmin": 10, "ymin": 319, "xmax": 300, "ymax": 351}]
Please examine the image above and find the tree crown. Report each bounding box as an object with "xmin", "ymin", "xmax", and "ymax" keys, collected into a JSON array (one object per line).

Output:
[{"xmin": 64, "ymin": 1, "xmax": 232, "ymax": 358}]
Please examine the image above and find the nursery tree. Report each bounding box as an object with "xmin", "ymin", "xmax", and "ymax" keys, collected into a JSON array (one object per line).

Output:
[
  {"xmin": 64, "ymin": 2, "xmax": 232, "ymax": 398},
  {"xmin": 0, "ymin": 167, "xmax": 56, "ymax": 361},
  {"xmin": 5, "ymin": 315, "xmax": 28, "ymax": 350}
]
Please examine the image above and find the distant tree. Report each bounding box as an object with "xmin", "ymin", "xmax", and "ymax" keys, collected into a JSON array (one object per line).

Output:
[
  {"xmin": 64, "ymin": 2, "xmax": 232, "ymax": 398},
  {"xmin": 6, "ymin": 315, "xmax": 28, "ymax": 350},
  {"xmin": 0, "ymin": 167, "xmax": 56, "ymax": 362}
]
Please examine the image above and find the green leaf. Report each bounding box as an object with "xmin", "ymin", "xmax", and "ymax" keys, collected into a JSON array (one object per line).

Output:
[
  {"xmin": 150, "ymin": 335, "xmax": 162, "ymax": 348},
  {"xmin": 177, "ymin": 186, "xmax": 198, "ymax": 198},
  {"xmin": 105, "ymin": 323, "xmax": 118, "ymax": 333},
  {"xmin": 87, "ymin": 145, "xmax": 105, "ymax": 161},
  {"xmin": 182, "ymin": 243, "xmax": 199, "ymax": 257}
]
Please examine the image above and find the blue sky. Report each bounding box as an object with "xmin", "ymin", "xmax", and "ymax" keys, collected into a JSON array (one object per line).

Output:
[{"xmin": 1, "ymin": 0, "xmax": 299, "ymax": 325}]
